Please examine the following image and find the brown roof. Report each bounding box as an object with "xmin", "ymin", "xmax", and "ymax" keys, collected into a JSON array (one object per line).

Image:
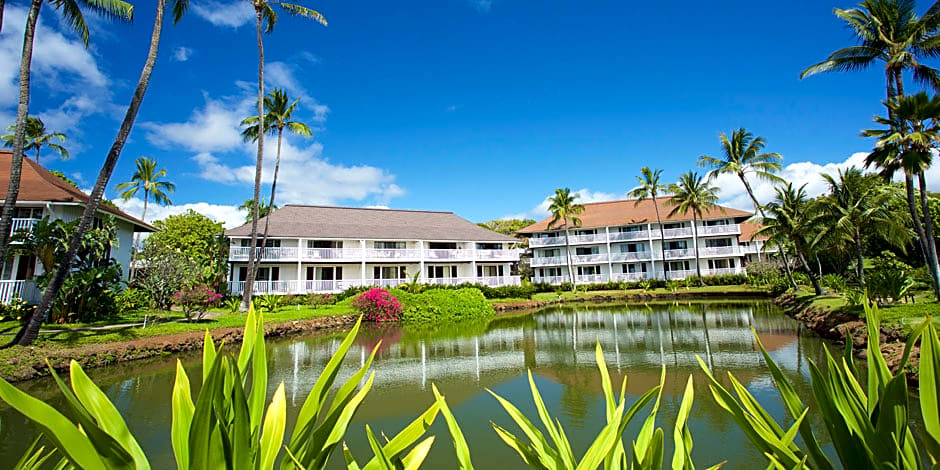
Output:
[
  {"xmin": 738, "ymin": 221, "xmax": 768, "ymax": 242},
  {"xmin": 225, "ymin": 204, "xmax": 518, "ymax": 242},
  {"xmin": 0, "ymin": 150, "xmax": 153, "ymax": 231},
  {"xmin": 517, "ymin": 197, "xmax": 753, "ymax": 233}
]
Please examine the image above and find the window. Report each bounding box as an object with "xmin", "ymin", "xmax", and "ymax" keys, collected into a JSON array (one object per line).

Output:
[
  {"xmin": 708, "ymin": 259, "xmax": 732, "ymax": 269},
  {"xmin": 374, "ymin": 266, "xmax": 406, "ymax": 279},
  {"xmin": 617, "ymin": 225, "xmax": 642, "ymax": 233},
  {"xmin": 14, "ymin": 207, "xmax": 41, "ymax": 219},
  {"xmin": 541, "ymin": 249, "xmax": 561, "ymax": 258},
  {"xmin": 575, "ymin": 229, "xmax": 596, "ymax": 236},
  {"xmin": 620, "ymin": 243, "xmax": 647, "ymax": 253},
  {"xmin": 622, "ymin": 263, "xmax": 647, "ymax": 274},
  {"xmin": 238, "ymin": 267, "xmax": 279, "ymax": 281},
  {"xmin": 477, "ymin": 265, "xmax": 504, "ymax": 277},
  {"xmin": 309, "ymin": 240, "xmax": 342, "ymax": 249},
  {"xmin": 429, "ymin": 242, "xmax": 458, "ymax": 250},
  {"xmin": 577, "ymin": 265, "xmax": 601, "ymax": 275},
  {"xmin": 705, "ymin": 219, "xmax": 729, "ymax": 226},
  {"xmin": 666, "ymin": 261, "xmax": 689, "ymax": 271},
  {"xmin": 665, "ymin": 240, "xmax": 687, "ymax": 250},
  {"xmin": 575, "ymin": 246, "xmax": 599, "ymax": 256},
  {"xmin": 705, "ymin": 238, "xmax": 733, "ymax": 248},
  {"xmin": 663, "ymin": 223, "xmax": 684, "ymax": 229},
  {"xmin": 307, "ymin": 266, "xmax": 343, "ymax": 280},
  {"xmin": 427, "ymin": 265, "xmax": 458, "ymax": 278},
  {"xmin": 240, "ymin": 239, "xmax": 281, "ymax": 247},
  {"xmin": 374, "ymin": 241, "xmax": 406, "ymax": 249},
  {"xmin": 476, "ymin": 243, "xmax": 501, "ymax": 250}
]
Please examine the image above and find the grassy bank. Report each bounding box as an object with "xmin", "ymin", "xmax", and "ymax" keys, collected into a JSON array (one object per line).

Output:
[{"xmin": 790, "ymin": 289, "xmax": 940, "ymax": 333}]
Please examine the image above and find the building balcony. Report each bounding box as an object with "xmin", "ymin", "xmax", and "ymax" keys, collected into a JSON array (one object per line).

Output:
[
  {"xmin": 302, "ymin": 248, "xmax": 363, "ymax": 261},
  {"xmin": 661, "ymin": 248, "xmax": 696, "ymax": 259},
  {"xmin": 575, "ymin": 273, "xmax": 609, "ymax": 284},
  {"xmin": 229, "ymin": 247, "xmax": 521, "ymax": 262},
  {"xmin": 529, "ymin": 235, "xmax": 566, "ymax": 247},
  {"xmin": 698, "ymin": 224, "xmax": 741, "ymax": 236},
  {"xmin": 568, "ymin": 233, "xmax": 607, "ymax": 244},
  {"xmin": 228, "ymin": 275, "xmax": 522, "ymax": 295},
  {"xmin": 609, "ymin": 251, "xmax": 651, "ymax": 262},
  {"xmin": 611, "ymin": 272, "xmax": 649, "ymax": 282},
  {"xmin": 229, "ymin": 246, "xmax": 300, "ymax": 261},
  {"xmin": 572, "ymin": 253, "xmax": 608, "ymax": 264},
  {"xmin": 0, "ymin": 280, "xmax": 40, "ymax": 305},
  {"xmin": 662, "ymin": 227, "xmax": 693, "ymax": 238},
  {"xmin": 531, "ymin": 255, "xmax": 567, "ymax": 267},
  {"xmin": 608, "ymin": 230, "xmax": 649, "ymax": 242},
  {"xmin": 474, "ymin": 248, "xmax": 524, "ymax": 260},
  {"xmin": 699, "ymin": 246, "xmax": 743, "ymax": 257},
  {"xmin": 10, "ymin": 218, "xmax": 39, "ymax": 235}
]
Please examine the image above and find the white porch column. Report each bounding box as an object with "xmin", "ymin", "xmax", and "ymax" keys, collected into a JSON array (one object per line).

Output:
[
  {"xmin": 297, "ymin": 238, "xmax": 304, "ymax": 294},
  {"xmin": 605, "ymin": 226, "xmax": 612, "ymax": 280},
  {"xmin": 418, "ymin": 240, "xmax": 425, "ymax": 282},
  {"xmin": 360, "ymin": 239, "xmax": 367, "ymax": 287},
  {"xmin": 471, "ymin": 242, "xmax": 477, "ymax": 282},
  {"xmin": 503, "ymin": 262, "xmax": 511, "ymax": 284},
  {"xmin": 646, "ymin": 223, "xmax": 657, "ymax": 279},
  {"xmin": 691, "ymin": 220, "xmax": 700, "ymax": 275}
]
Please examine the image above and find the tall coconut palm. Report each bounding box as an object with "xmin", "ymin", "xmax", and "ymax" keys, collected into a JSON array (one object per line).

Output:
[
  {"xmin": 628, "ymin": 167, "xmax": 671, "ymax": 281},
  {"xmin": 818, "ymin": 168, "xmax": 908, "ymax": 284},
  {"xmin": 116, "ymin": 156, "xmax": 175, "ymax": 258},
  {"xmin": 2, "ymin": 116, "xmax": 69, "ymax": 164},
  {"xmin": 801, "ymin": 0, "xmax": 940, "ymax": 101},
  {"xmin": 241, "ymin": 0, "xmax": 326, "ymax": 312},
  {"xmin": 757, "ymin": 184, "xmax": 826, "ymax": 296},
  {"xmin": 863, "ymin": 91, "xmax": 940, "ymax": 299},
  {"xmin": 240, "ymin": 88, "xmax": 312, "ymax": 251},
  {"xmin": 698, "ymin": 127, "xmax": 798, "ymax": 289},
  {"xmin": 15, "ymin": 0, "xmax": 190, "ymax": 346},
  {"xmin": 0, "ymin": 0, "xmax": 132, "ymax": 272},
  {"xmin": 547, "ymin": 188, "xmax": 584, "ymax": 291},
  {"xmin": 665, "ymin": 172, "xmax": 721, "ymax": 286}
]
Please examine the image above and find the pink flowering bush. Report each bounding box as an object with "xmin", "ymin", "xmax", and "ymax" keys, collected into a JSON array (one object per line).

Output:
[
  {"xmin": 173, "ymin": 284, "xmax": 223, "ymax": 322},
  {"xmin": 352, "ymin": 288, "xmax": 402, "ymax": 322}
]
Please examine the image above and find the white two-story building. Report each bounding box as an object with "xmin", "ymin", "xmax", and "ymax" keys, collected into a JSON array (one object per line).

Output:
[
  {"xmin": 224, "ymin": 205, "xmax": 523, "ymax": 295},
  {"xmin": 518, "ymin": 198, "xmax": 768, "ymax": 284},
  {"xmin": 0, "ymin": 150, "xmax": 154, "ymax": 303}
]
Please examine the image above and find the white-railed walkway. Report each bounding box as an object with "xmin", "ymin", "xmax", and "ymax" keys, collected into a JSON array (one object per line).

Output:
[{"xmin": 228, "ymin": 275, "xmax": 522, "ymax": 295}]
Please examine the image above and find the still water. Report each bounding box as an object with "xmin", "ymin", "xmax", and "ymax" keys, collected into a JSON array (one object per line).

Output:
[{"xmin": 2, "ymin": 302, "xmax": 853, "ymax": 467}]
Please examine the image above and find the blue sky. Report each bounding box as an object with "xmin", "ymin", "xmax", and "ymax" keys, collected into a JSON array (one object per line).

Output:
[{"xmin": 1, "ymin": 0, "xmax": 934, "ymax": 228}]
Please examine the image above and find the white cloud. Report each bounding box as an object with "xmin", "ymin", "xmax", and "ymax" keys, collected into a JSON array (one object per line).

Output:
[
  {"xmin": 471, "ymin": 0, "xmax": 493, "ymax": 12},
  {"xmin": 192, "ymin": 0, "xmax": 255, "ymax": 28},
  {"xmin": 113, "ymin": 197, "xmax": 246, "ymax": 229},
  {"xmin": 265, "ymin": 61, "xmax": 329, "ymax": 122},
  {"xmin": 172, "ymin": 46, "xmax": 193, "ymax": 62},
  {"xmin": 0, "ymin": 6, "xmax": 113, "ymax": 134},
  {"xmin": 510, "ymin": 188, "xmax": 630, "ymax": 221},
  {"xmin": 143, "ymin": 85, "xmax": 405, "ymax": 208}
]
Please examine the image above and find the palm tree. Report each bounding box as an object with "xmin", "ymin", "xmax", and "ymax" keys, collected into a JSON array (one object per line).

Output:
[
  {"xmin": 628, "ymin": 167, "xmax": 671, "ymax": 281},
  {"xmin": 801, "ymin": 0, "xmax": 940, "ymax": 101},
  {"xmin": 116, "ymin": 156, "xmax": 175, "ymax": 257},
  {"xmin": 241, "ymin": 88, "xmax": 312, "ymax": 250},
  {"xmin": 241, "ymin": 0, "xmax": 326, "ymax": 312},
  {"xmin": 239, "ymin": 198, "xmax": 277, "ymax": 224},
  {"xmin": 546, "ymin": 188, "xmax": 584, "ymax": 291},
  {"xmin": 15, "ymin": 0, "xmax": 190, "ymax": 346},
  {"xmin": 817, "ymin": 168, "xmax": 908, "ymax": 284},
  {"xmin": 863, "ymin": 91, "xmax": 940, "ymax": 299},
  {"xmin": 2, "ymin": 116, "xmax": 69, "ymax": 164},
  {"xmin": 665, "ymin": 172, "xmax": 721, "ymax": 286},
  {"xmin": 698, "ymin": 127, "xmax": 798, "ymax": 289},
  {"xmin": 0, "ymin": 0, "xmax": 132, "ymax": 272},
  {"xmin": 757, "ymin": 184, "xmax": 827, "ymax": 296}
]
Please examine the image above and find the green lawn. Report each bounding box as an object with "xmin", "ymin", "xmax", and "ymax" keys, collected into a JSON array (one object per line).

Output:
[
  {"xmin": 1, "ymin": 304, "xmax": 355, "ymax": 348},
  {"xmin": 796, "ymin": 288, "xmax": 940, "ymax": 333}
]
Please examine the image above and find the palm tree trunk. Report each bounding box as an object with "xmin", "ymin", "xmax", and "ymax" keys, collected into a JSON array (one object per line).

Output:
[
  {"xmin": 653, "ymin": 198, "xmax": 668, "ymax": 281},
  {"xmin": 14, "ymin": 0, "xmax": 166, "ymax": 346},
  {"xmin": 854, "ymin": 229, "xmax": 865, "ymax": 284},
  {"xmin": 918, "ymin": 171, "xmax": 940, "ymax": 300},
  {"xmin": 35, "ymin": 147, "xmax": 40, "ymax": 164},
  {"xmin": 0, "ymin": 0, "xmax": 42, "ymax": 268},
  {"xmin": 692, "ymin": 212, "xmax": 704, "ymax": 286},
  {"xmin": 796, "ymin": 247, "xmax": 824, "ymax": 296},
  {"xmin": 0, "ymin": 0, "xmax": 6, "ymax": 34},
  {"xmin": 129, "ymin": 191, "xmax": 148, "ymax": 279},
  {"xmin": 257, "ymin": 127, "xmax": 282, "ymax": 256},
  {"xmin": 740, "ymin": 174, "xmax": 798, "ymax": 290},
  {"xmin": 905, "ymin": 174, "xmax": 939, "ymax": 299},
  {"xmin": 564, "ymin": 226, "xmax": 575, "ymax": 291},
  {"xmin": 240, "ymin": 6, "xmax": 266, "ymax": 312}
]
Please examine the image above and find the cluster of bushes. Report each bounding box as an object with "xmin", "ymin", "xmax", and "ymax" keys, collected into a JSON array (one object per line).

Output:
[{"xmin": 349, "ymin": 287, "xmax": 494, "ymax": 324}]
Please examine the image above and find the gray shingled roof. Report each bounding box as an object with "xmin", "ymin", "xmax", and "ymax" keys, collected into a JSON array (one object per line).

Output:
[{"xmin": 225, "ymin": 205, "xmax": 517, "ymax": 242}]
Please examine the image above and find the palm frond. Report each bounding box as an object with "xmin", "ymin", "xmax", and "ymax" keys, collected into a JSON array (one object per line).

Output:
[{"xmin": 278, "ymin": 3, "xmax": 326, "ymax": 26}]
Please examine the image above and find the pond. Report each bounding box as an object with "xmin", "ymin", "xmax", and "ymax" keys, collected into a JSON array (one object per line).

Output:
[{"xmin": 0, "ymin": 301, "xmax": 880, "ymax": 467}]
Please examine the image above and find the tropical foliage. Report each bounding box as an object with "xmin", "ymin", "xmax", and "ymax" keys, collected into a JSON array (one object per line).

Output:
[
  {"xmin": 143, "ymin": 210, "xmax": 228, "ymax": 291},
  {"xmin": 665, "ymin": 172, "xmax": 721, "ymax": 286},
  {"xmin": 547, "ymin": 188, "xmax": 584, "ymax": 291},
  {"xmin": 1, "ymin": 116, "xmax": 69, "ymax": 164}
]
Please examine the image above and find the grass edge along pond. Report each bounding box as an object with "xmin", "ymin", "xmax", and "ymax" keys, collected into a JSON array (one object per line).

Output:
[{"xmin": 0, "ymin": 302, "xmax": 938, "ymax": 469}]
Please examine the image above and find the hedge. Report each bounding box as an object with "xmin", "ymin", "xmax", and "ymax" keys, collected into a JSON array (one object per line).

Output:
[{"xmin": 390, "ymin": 288, "xmax": 494, "ymax": 324}]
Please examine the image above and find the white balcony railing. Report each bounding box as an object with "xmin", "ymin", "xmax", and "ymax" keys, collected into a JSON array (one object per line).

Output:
[
  {"xmin": 609, "ymin": 251, "xmax": 651, "ymax": 262},
  {"xmin": 365, "ymin": 249, "xmax": 421, "ymax": 260},
  {"xmin": 229, "ymin": 247, "xmax": 299, "ymax": 261},
  {"xmin": 575, "ymin": 273, "xmax": 609, "ymax": 284},
  {"xmin": 302, "ymin": 248, "xmax": 362, "ymax": 260},
  {"xmin": 424, "ymin": 249, "xmax": 472, "ymax": 261},
  {"xmin": 0, "ymin": 280, "xmax": 40, "ymax": 304},
  {"xmin": 572, "ymin": 253, "xmax": 608, "ymax": 264},
  {"xmin": 608, "ymin": 230, "xmax": 649, "ymax": 242},
  {"xmin": 477, "ymin": 275, "xmax": 522, "ymax": 287},
  {"xmin": 662, "ymin": 248, "xmax": 695, "ymax": 259},
  {"xmin": 474, "ymin": 249, "xmax": 522, "ymax": 260},
  {"xmin": 662, "ymin": 227, "xmax": 693, "ymax": 238},
  {"xmin": 665, "ymin": 269, "xmax": 699, "ymax": 280},
  {"xmin": 229, "ymin": 276, "xmax": 524, "ymax": 295},
  {"xmin": 568, "ymin": 233, "xmax": 607, "ymax": 244},
  {"xmin": 10, "ymin": 218, "xmax": 39, "ymax": 235},
  {"xmin": 529, "ymin": 236, "xmax": 566, "ymax": 247},
  {"xmin": 698, "ymin": 224, "xmax": 740, "ymax": 236},
  {"xmin": 704, "ymin": 267, "xmax": 744, "ymax": 276},
  {"xmin": 531, "ymin": 255, "xmax": 567, "ymax": 267},
  {"xmin": 611, "ymin": 272, "xmax": 649, "ymax": 282},
  {"xmin": 699, "ymin": 246, "xmax": 743, "ymax": 257}
]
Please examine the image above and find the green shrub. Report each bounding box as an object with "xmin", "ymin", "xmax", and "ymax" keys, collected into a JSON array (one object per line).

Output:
[
  {"xmin": 115, "ymin": 287, "xmax": 151, "ymax": 312},
  {"xmin": 392, "ymin": 288, "xmax": 494, "ymax": 324},
  {"xmin": 767, "ymin": 277, "xmax": 791, "ymax": 297},
  {"xmin": 821, "ymin": 273, "xmax": 848, "ymax": 293},
  {"xmin": 791, "ymin": 271, "xmax": 811, "ymax": 286},
  {"xmin": 867, "ymin": 252, "xmax": 916, "ymax": 304},
  {"xmin": 335, "ymin": 285, "xmax": 370, "ymax": 301}
]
